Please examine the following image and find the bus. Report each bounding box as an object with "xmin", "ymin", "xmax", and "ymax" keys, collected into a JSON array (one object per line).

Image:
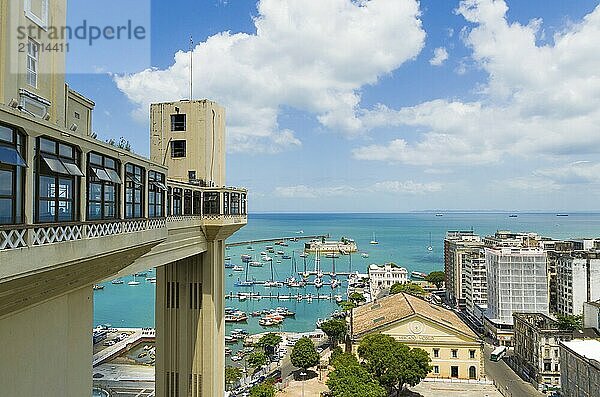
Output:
[{"xmin": 490, "ymin": 345, "xmax": 508, "ymax": 362}]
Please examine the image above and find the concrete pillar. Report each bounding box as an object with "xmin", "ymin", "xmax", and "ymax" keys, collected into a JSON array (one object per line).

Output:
[
  {"xmin": 156, "ymin": 239, "xmax": 225, "ymax": 397},
  {"xmin": 0, "ymin": 286, "xmax": 93, "ymax": 397}
]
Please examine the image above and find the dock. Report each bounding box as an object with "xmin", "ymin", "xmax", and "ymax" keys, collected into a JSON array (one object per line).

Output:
[
  {"xmin": 225, "ymin": 292, "xmax": 342, "ymax": 301},
  {"xmin": 226, "ymin": 234, "xmax": 330, "ymax": 247}
]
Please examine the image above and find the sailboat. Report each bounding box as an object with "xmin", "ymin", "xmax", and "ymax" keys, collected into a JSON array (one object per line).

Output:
[
  {"xmin": 235, "ymin": 262, "xmax": 253, "ymax": 287},
  {"xmin": 314, "ymin": 277, "xmax": 323, "ymax": 288},
  {"xmin": 128, "ymin": 275, "xmax": 140, "ymax": 286},
  {"xmin": 370, "ymin": 233, "xmax": 379, "ymax": 245},
  {"xmin": 427, "ymin": 232, "xmax": 433, "ymax": 252},
  {"xmin": 264, "ymin": 258, "xmax": 282, "ymax": 288}
]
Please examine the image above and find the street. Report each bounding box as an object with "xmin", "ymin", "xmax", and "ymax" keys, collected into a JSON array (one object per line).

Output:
[{"xmin": 484, "ymin": 344, "xmax": 544, "ymax": 397}]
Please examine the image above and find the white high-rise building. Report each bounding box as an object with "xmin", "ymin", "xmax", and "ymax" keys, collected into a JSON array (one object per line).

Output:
[
  {"xmin": 368, "ymin": 263, "xmax": 408, "ymax": 298},
  {"xmin": 556, "ymin": 254, "xmax": 600, "ymax": 316},
  {"xmin": 486, "ymin": 247, "xmax": 549, "ymax": 325},
  {"xmin": 463, "ymin": 249, "xmax": 487, "ymax": 316}
]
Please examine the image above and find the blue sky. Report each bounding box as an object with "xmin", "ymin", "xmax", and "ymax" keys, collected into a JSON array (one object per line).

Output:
[{"xmin": 66, "ymin": 0, "xmax": 600, "ymax": 212}]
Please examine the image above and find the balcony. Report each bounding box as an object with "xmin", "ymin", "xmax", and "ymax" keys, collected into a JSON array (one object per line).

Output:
[{"xmin": 0, "ymin": 104, "xmax": 247, "ymax": 314}]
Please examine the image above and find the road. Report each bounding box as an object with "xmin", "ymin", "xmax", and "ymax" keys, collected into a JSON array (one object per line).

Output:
[{"xmin": 484, "ymin": 344, "xmax": 544, "ymax": 397}]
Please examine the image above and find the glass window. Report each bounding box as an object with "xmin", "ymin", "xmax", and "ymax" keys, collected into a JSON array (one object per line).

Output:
[
  {"xmin": 170, "ymin": 114, "xmax": 186, "ymax": 131},
  {"xmin": 230, "ymin": 192, "xmax": 240, "ymax": 215},
  {"xmin": 87, "ymin": 153, "xmax": 119, "ymax": 220},
  {"xmin": 241, "ymin": 193, "xmax": 247, "ymax": 214},
  {"xmin": 36, "ymin": 136, "xmax": 80, "ymax": 223},
  {"xmin": 172, "ymin": 188, "xmax": 182, "ymax": 215},
  {"xmin": 184, "ymin": 189, "xmax": 192, "ymax": 214},
  {"xmin": 193, "ymin": 191, "xmax": 201, "ymax": 215},
  {"xmin": 171, "ymin": 140, "xmax": 186, "ymax": 158},
  {"xmin": 223, "ymin": 192, "xmax": 229, "ymax": 215},
  {"xmin": 0, "ymin": 125, "xmax": 26, "ymax": 225},
  {"xmin": 203, "ymin": 191, "xmax": 220, "ymax": 215},
  {"xmin": 148, "ymin": 171, "xmax": 166, "ymax": 218},
  {"xmin": 125, "ymin": 163, "xmax": 145, "ymax": 218},
  {"xmin": 27, "ymin": 38, "xmax": 39, "ymax": 88}
]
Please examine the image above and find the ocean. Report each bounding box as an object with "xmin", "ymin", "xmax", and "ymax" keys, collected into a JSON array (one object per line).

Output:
[{"xmin": 93, "ymin": 212, "xmax": 600, "ymax": 339}]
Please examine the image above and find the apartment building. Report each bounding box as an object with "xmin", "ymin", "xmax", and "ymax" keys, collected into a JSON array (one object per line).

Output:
[
  {"xmin": 463, "ymin": 249, "xmax": 487, "ymax": 317},
  {"xmin": 560, "ymin": 339, "xmax": 600, "ymax": 397},
  {"xmin": 444, "ymin": 231, "xmax": 483, "ymax": 310},
  {"xmin": 556, "ymin": 251, "xmax": 600, "ymax": 317}
]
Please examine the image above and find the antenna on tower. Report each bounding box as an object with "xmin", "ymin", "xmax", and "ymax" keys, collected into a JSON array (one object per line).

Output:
[{"xmin": 189, "ymin": 36, "xmax": 194, "ymax": 101}]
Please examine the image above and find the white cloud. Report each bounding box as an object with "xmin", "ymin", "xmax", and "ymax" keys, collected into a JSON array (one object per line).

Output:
[
  {"xmin": 353, "ymin": 0, "xmax": 600, "ymax": 166},
  {"xmin": 429, "ymin": 47, "xmax": 448, "ymax": 66},
  {"xmin": 275, "ymin": 180, "xmax": 441, "ymax": 198},
  {"xmin": 115, "ymin": 0, "xmax": 425, "ymax": 153}
]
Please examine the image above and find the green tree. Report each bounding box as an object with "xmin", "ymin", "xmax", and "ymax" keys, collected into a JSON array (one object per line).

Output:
[
  {"xmin": 349, "ymin": 292, "xmax": 366, "ymax": 305},
  {"xmin": 249, "ymin": 381, "xmax": 276, "ymax": 397},
  {"xmin": 425, "ymin": 271, "xmax": 445, "ymax": 290},
  {"xmin": 357, "ymin": 333, "xmax": 431, "ymax": 395},
  {"xmin": 327, "ymin": 350, "xmax": 387, "ymax": 397},
  {"xmin": 338, "ymin": 300, "xmax": 356, "ymax": 312},
  {"xmin": 557, "ymin": 314, "xmax": 582, "ymax": 331},
  {"xmin": 246, "ymin": 351, "xmax": 267, "ymax": 370},
  {"xmin": 225, "ymin": 366, "xmax": 242, "ymax": 391},
  {"xmin": 319, "ymin": 319, "xmax": 347, "ymax": 347},
  {"xmin": 290, "ymin": 337, "xmax": 320, "ymax": 371},
  {"xmin": 256, "ymin": 333, "xmax": 282, "ymax": 356},
  {"xmin": 389, "ymin": 282, "xmax": 425, "ymax": 296}
]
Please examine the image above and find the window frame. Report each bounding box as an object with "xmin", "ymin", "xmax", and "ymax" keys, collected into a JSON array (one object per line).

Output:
[
  {"xmin": 86, "ymin": 152, "xmax": 120, "ymax": 221},
  {"xmin": 26, "ymin": 38, "xmax": 40, "ymax": 88},
  {"xmin": 125, "ymin": 163, "xmax": 145, "ymax": 219},
  {"xmin": 170, "ymin": 114, "xmax": 186, "ymax": 131},
  {"xmin": 35, "ymin": 136, "xmax": 81, "ymax": 223},
  {"xmin": 0, "ymin": 124, "xmax": 26, "ymax": 225},
  {"xmin": 170, "ymin": 140, "xmax": 186, "ymax": 158},
  {"xmin": 172, "ymin": 187, "xmax": 182, "ymax": 215},
  {"xmin": 148, "ymin": 170, "xmax": 166, "ymax": 218},
  {"xmin": 25, "ymin": 0, "xmax": 49, "ymax": 29}
]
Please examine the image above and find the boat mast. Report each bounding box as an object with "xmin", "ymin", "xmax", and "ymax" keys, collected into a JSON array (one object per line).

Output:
[{"xmin": 270, "ymin": 258, "xmax": 274, "ymax": 282}]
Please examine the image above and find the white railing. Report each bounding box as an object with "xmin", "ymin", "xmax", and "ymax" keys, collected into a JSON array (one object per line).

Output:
[
  {"xmin": 0, "ymin": 228, "xmax": 27, "ymax": 250},
  {"xmin": 32, "ymin": 224, "xmax": 84, "ymax": 246},
  {"xmin": 86, "ymin": 221, "xmax": 122, "ymax": 238}
]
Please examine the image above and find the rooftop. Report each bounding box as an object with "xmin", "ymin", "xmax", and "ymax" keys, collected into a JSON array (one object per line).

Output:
[
  {"xmin": 352, "ymin": 292, "xmax": 478, "ymax": 339},
  {"xmin": 561, "ymin": 339, "xmax": 600, "ymax": 365}
]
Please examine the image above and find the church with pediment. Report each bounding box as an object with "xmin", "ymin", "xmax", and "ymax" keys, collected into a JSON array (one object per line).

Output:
[{"xmin": 351, "ymin": 292, "xmax": 485, "ymax": 380}]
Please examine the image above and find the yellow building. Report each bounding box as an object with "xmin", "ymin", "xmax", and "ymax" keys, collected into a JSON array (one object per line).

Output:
[{"xmin": 351, "ymin": 292, "xmax": 485, "ymax": 380}]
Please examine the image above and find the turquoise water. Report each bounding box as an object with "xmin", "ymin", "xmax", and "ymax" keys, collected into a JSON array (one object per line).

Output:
[{"xmin": 94, "ymin": 212, "xmax": 600, "ymax": 334}]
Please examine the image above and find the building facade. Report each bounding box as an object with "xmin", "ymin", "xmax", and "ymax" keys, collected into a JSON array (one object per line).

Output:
[
  {"xmin": 368, "ymin": 263, "xmax": 408, "ymax": 298},
  {"xmin": 0, "ymin": 1, "xmax": 247, "ymax": 396},
  {"xmin": 351, "ymin": 292, "xmax": 485, "ymax": 381},
  {"xmin": 583, "ymin": 301, "xmax": 600, "ymax": 331},
  {"xmin": 463, "ymin": 249, "xmax": 487, "ymax": 317},
  {"xmin": 444, "ymin": 231, "xmax": 483, "ymax": 310},
  {"xmin": 556, "ymin": 252, "xmax": 600, "ymax": 317},
  {"xmin": 512, "ymin": 313, "xmax": 573, "ymax": 391},
  {"xmin": 559, "ymin": 339, "xmax": 600, "ymax": 397}
]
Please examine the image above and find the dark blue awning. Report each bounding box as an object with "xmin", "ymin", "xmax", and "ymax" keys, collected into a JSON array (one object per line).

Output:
[{"xmin": 0, "ymin": 145, "xmax": 27, "ymax": 167}]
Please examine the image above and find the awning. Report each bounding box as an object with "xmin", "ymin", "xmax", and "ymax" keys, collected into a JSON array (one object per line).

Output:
[
  {"xmin": 151, "ymin": 181, "xmax": 167, "ymax": 191},
  {"xmin": 0, "ymin": 145, "xmax": 27, "ymax": 167},
  {"xmin": 106, "ymin": 169, "xmax": 122, "ymax": 184},
  {"xmin": 91, "ymin": 166, "xmax": 112, "ymax": 182},
  {"xmin": 42, "ymin": 154, "xmax": 68, "ymax": 174},
  {"xmin": 61, "ymin": 159, "xmax": 84, "ymax": 176},
  {"xmin": 126, "ymin": 173, "xmax": 143, "ymax": 186}
]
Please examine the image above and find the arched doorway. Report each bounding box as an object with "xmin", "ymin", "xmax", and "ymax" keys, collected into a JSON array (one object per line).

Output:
[{"xmin": 469, "ymin": 365, "xmax": 477, "ymax": 379}]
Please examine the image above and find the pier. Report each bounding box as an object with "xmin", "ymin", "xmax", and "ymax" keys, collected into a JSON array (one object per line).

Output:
[
  {"xmin": 226, "ymin": 234, "xmax": 330, "ymax": 247},
  {"xmin": 225, "ymin": 292, "xmax": 342, "ymax": 301}
]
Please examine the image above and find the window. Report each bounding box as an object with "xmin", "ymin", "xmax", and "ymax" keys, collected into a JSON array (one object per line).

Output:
[
  {"xmin": 433, "ymin": 366, "xmax": 439, "ymax": 374},
  {"xmin": 148, "ymin": 171, "xmax": 166, "ymax": 218},
  {"xmin": 184, "ymin": 189, "xmax": 192, "ymax": 215},
  {"xmin": 544, "ymin": 362, "xmax": 551, "ymax": 372},
  {"xmin": 166, "ymin": 187, "xmax": 172, "ymax": 216},
  {"xmin": 451, "ymin": 349, "xmax": 458, "ymax": 358},
  {"xmin": 469, "ymin": 366, "xmax": 476, "ymax": 379},
  {"xmin": 170, "ymin": 114, "xmax": 186, "ymax": 131},
  {"xmin": 223, "ymin": 192, "xmax": 229, "ymax": 214},
  {"xmin": 451, "ymin": 366, "xmax": 459, "ymax": 378},
  {"xmin": 0, "ymin": 125, "xmax": 26, "ymax": 225},
  {"xmin": 36, "ymin": 137, "xmax": 82, "ymax": 223},
  {"xmin": 203, "ymin": 191, "xmax": 220, "ymax": 215},
  {"xmin": 171, "ymin": 140, "xmax": 186, "ymax": 158},
  {"xmin": 125, "ymin": 163, "xmax": 145, "ymax": 218},
  {"xmin": 87, "ymin": 152, "xmax": 120, "ymax": 220},
  {"xmin": 27, "ymin": 38, "xmax": 39, "ymax": 88},
  {"xmin": 241, "ymin": 193, "xmax": 247, "ymax": 214},
  {"xmin": 230, "ymin": 192, "xmax": 240, "ymax": 215},
  {"xmin": 172, "ymin": 188, "xmax": 182, "ymax": 215},
  {"xmin": 193, "ymin": 191, "xmax": 201, "ymax": 215},
  {"xmin": 433, "ymin": 349, "xmax": 439, "ymax": 358},
  {"xmin": 25, "ymin": 0, "xmax": 49, "ymax": 28},
  {"xmin": 74, "ymin": 112, "xmax": 80, "ymax": 120},
  {"xmin": 469, "ymin": 349, "xmax": 476, "ymax": 359}
]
